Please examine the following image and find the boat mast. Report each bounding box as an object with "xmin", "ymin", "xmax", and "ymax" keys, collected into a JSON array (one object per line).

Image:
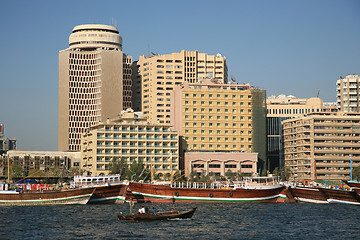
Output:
[
  {"xmin": 170, "ymin": 153, "xmax": 173, "ymax": 183},
  {"xmin": 7, "ymin": 153, "xmax": 10, "ymax": 184},
  {"xmin": 151, "ymin": 157, "xmax": 154, "ymax": 182}
]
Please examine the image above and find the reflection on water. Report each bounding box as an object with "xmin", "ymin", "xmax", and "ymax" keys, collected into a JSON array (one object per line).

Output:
[{"xmin": 0, "ymin": 203, "xmax": 359, "ymax": 239}]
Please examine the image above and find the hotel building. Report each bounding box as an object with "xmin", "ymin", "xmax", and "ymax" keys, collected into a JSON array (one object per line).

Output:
[
  {"xmin": 81, "ymin": 109, "xmax": 179, "ymax": 177},
  {"xmin": 59, "ymin": 24, "xmax": 131, "ymax": 152},
  {"xmin": 170, "ymin": 79, "xmax": 267, "ymax": 169},
  {"xmin": 266, "ymin": 95, "xmax": 324, "ymax": 172},
  {"xmin": 336, "ymin": 74, "xmax": 360, "ymax": 112},
  {"xmin": 282, "ymin": 112, "xmax": 360, "ymax": 181},
  {"xmin": 132, "ymin": 50, "xmax": 228, "ymax": 123}
]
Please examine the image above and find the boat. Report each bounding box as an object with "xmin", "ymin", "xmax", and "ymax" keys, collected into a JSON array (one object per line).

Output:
[
  {"xmin": 72, "ymin": 175, "xmax": 128, "ymax": 204},
  {"xmin": 344, "ymin": 180, "xmax": 360, "ymax": 189},
  {"xmin": 321, "ymin": 187, "xmax": 360, "ymax": 205},
  {"xmin": 125, "ymin": 176, "xmax": 287, "ymax": 203},
  {"xmin": 287, "ymin": 186, "xmax": 328, "ymax": 204},
  {"xmin": 117, "ymin": 208, "xmax": 197, "ymax": 221},
  {"xmin": 286, "ymin": 185, "xmax": 360, "ymax": 205},
  {"xmin": 0, "ymin": 187, "xmax": 95, "ymax": 205}
]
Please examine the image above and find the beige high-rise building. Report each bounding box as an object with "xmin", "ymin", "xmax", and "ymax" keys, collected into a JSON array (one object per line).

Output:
[
  {"xmin": 59, "ymin": 24, "xmax": 130, "ymax": 152},
  {"xmin": 170, "ymin": 79, "xmax": 267, "ymax": 167},
  {"xmin": 132, "ymin": 50, "xmax": 228, "ymax": 124},
  {"xmin": 81, "ymin": 109, "xmax": 179, "ymax": 177},
  {"xmin": 282, "ymin": 112, "xmax": 360, "ymax": 181},
  {"xmin": 336, "ymin": 74, "xmax": 360, "ymax": 112},
  {"xmin": 266, "ymin": 95, "xmax": 323, "ymax": 117}
]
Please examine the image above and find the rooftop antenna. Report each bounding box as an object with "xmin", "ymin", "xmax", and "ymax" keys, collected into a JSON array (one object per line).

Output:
[{"xmin": 317, "ymin": 90, "xmax": 320, "ymax": 98}]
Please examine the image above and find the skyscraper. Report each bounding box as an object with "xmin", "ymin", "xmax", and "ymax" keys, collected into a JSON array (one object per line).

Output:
[
  {"xmin": 132, "ymin": 50, "xmax": 228, "ymax": 124},
  {"xmin": 336, "ymin": 74, "xmax": 360, "ymax": 112},
  {"xmin": 59, "ymin": 24, "xmax": 127, "ymax": 151}
]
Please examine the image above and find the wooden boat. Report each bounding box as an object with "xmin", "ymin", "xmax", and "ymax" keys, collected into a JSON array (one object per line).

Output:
[
  {"xmin": 344, "ymin": 180, "xmax": 360, "ymax": 189},
  {"xmin": 321, "ymin": 188, "xmax": 360, "ymax": 205},
  {"xmin": 117, "ymin": 208, "xmax": 196, "ymax": 221},
  {"xmin": 88, "ymin": 184, "xmax": 128, "ymax": 204},
  {"xmin": 126, "ymin": 177, "xmax": 287, "ymax": 203},
  {"xmin": 72, "ymin": 175, "xmax": 128, "ymax": 204},
  {"xmin": 287, "ymin": 186, "xmax": 328, "ymax": 204},
  {"xmin": 0, "ymin": 187, "xmax": 95, "ymax": 205},
  {"xmin": 287, "ymin": 186, "xmax": 360, "ymax": 205}
]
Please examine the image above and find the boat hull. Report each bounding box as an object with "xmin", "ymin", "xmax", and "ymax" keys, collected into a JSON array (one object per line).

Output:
[
  {"xmin": 287, "ymin": 186, "xmax": 360, "ymax": 205},
  {"xmin": 321, "ymin": 188, "xmax": 360, "ymax": 205},
  {"xmin": 127, "ymin": 182, "xmax": 286, "ymax": 203},
  {"xmin": 0, "ymin": 187, "xmax": 95, "ymax": 205},
  {"xmin": 288, "ymin": 187, "xmax": 328, "ymax": 204},
  {"xmin": 88, "ymin": 184, "xmax": 127, "ymax": 204},
  {"xmin": 118, "ymin": 208, "xmax": 196, "ymax": 221}
]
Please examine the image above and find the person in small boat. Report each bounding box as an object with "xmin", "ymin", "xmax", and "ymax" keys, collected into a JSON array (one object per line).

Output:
[
  {"xmin": 152, "ymin": 207, "xmax": 158, "ymax": 215},
  {"xmin": 138, "ymin": 206, "xmax": 146, "ymax": 214}
]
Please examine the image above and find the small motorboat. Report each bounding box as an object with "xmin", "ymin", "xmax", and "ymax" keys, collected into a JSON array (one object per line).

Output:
[{"xmin": 117, "ymin": 207, "xmax": 197, "ymax": 221}]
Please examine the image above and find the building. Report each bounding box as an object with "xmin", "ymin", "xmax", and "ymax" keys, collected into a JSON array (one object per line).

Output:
[
  {"xmin": 81, "ymin": 109, "xmax": 179, "ymax": 177},
  {"xmin": 132, "ymin": 50, "xmax": 228, "ymax": 124},
  {"xmin": 266, "ymin": 95, "xmax": 323, "ymax": 118},
  {"xmin": 123, "ymin": 54, "xmax": 132, "ymax": 109},
  {"xmin": 282, "ymin": 112, "xmax": 360, "ymax": 181},
  {"xmin": 266, "ymin": 95, "xmax": 324, "ymax": 172},
  {"xmin": 59, "ymin": 24, "xmax": 131, "ymax": 152},
  {"xmin": 0, "ymin": 150, "xmax": 80, "ymax": 178},
  {"xmin": 170, "ymin": 79, "xmax": 267, "ymax": 170},
  {"xmin": 0, "ymin": 124, "xmax": 16, "ymax": 155},
  {"xmin": 336, "ymin": 74, "xmax": 360, "ymax": 112},
  {"xmin": 322, "ymin": 102, "xmax": 338, "ymax": 113},
  {"xmin": 184, "ymin": 151, "xmax": 257, "ymax": 177}
]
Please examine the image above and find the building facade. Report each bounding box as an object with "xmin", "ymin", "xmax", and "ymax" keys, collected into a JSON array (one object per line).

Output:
[
  {"xmin": 59, "ymin": 24, "xmax": 131, "ymax": 151},
  {"xmin": 0, "ymin": 150, "xmax": 79, "ymax": 178},
  {"xmin": 266, "ymin": 95, "xmax": 324, "ymax": 172},
  {"xmin": 123, "ymin": 54, "xmax": 132, "ymax": 110},
  {"xmin": 184, "ymin": 151, "xmax": 257, "ymax": 177},
  {"xmin": 336, "ymin": 74, "xmax": 360, "ymax": 112},
  {"xmin": 170, "ymin": 79, "xmax": 267, "ymax": 169},
  {"xmin": 132, "ymin": 50, "xmax": 228, "ymax": 124},
  {"xmin": 0, "ymin": 124, "xmax": 16, "ymax": 156},
  {"xmin": 282, "ymin": 112, "xmax": 360, "ymax": 181},
  {"xmin": 81, "ymin": 109, "xmax": 179, "ymax": 177}
]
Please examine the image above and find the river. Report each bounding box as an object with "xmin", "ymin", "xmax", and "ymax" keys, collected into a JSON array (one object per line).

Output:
[{"xmin": 0, "ymin": 203, "xmax": 359, "ymax": 239}]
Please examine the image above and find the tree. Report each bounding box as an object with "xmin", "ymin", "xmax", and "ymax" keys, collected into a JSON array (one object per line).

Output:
[
  {"xmin": 28, "ymin": 169, "xmax": 45, "ymax": 178},
  {"xmin": 225, "ymin": 169, "xmax": 237, "ymax": 181},
  {"xmin": 188, "ymin": 170, "xmax": 200, "ymax": 182},
  {"xmin": 128, "ymin": 160, "xmax": 150, "ymax": 181},
  {"xmin": 5, "ymin": 164, "xmax": 26, "ymax": 179},
  {"xmin": 352, "ymin": 166, "xmax": 360, "ymax": 181},
  {"xmin": 279, "ymin": 167, "xmax": 291, "ymax": 181},
  {"xmin": 109, "ymin": 158, "xmax": 129, "ymax": 179},
  {"xmin": 68, "ymin": 167, "xmax": 85, "ymax": 177}
]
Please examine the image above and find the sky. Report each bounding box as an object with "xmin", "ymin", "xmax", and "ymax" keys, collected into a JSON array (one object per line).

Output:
[{"xmin": 0, "ymin": 0, "xmax": 359, "ymax": 151}]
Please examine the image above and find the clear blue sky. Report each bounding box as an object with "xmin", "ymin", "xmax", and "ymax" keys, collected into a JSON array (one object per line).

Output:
[{"xmin": 0, "ymin": 0, "xmax": 359, "ymax": 151}]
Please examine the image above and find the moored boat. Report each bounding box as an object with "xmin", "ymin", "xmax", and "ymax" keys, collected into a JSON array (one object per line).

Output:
[
  {"xmin": 344, "ymin": 180, "xmax": 360, "ymax": 189},
  {"xmin": 72, "ymin": 175, "xmax": 128, "ymax": 204},
  {"xmin": 0, "ymin": 187, "xmax": 95, "ymax": 205},
  {"xmin": 287, "ymin": 186, "xmax": 328, "ymax": 204},
  {"xmin": 126, "ymin": 177, "xmax": 286, "ymax": 203},
  {"xmin": 117, "ymin": 208, "xmax": 196, "ymax": 221},
  {"xmin": 286, "ymin": 185, "xmax": 360, "ymax": 205}
]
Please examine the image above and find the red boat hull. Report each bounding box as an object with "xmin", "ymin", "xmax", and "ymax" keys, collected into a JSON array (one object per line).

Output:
[{"xmin": 126, "ymin": 182, "xmax": 286, "ymax": 203}]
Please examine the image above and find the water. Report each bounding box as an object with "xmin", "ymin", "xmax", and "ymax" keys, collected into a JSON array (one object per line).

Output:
[{"xmin": 0, "ymin": 203, "xmax": 359, "ymax": 240}]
